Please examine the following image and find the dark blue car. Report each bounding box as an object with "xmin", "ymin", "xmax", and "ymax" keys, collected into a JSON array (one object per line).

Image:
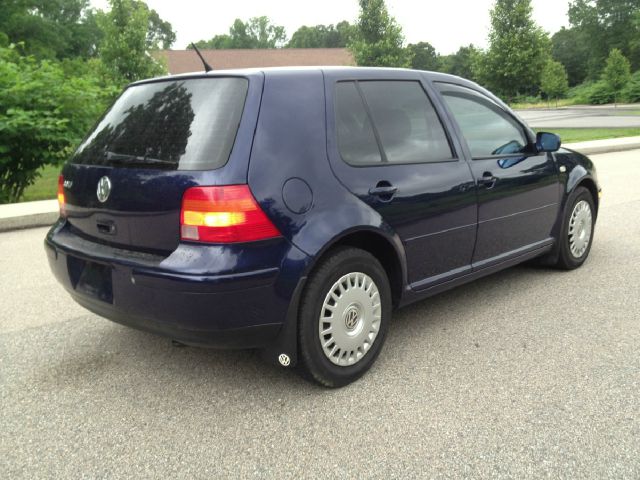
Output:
[{"xmin": 46, "ymin": 67, "xmax": 600, "ymax": 387}]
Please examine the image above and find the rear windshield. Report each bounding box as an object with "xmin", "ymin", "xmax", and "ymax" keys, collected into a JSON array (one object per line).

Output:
[{"xmin": 71, "ymin": 77, "xmax": 248, "ymax": 170}]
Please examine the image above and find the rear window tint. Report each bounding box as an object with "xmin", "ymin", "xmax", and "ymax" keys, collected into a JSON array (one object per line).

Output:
[
  {"xmin": 71, "ymin": 78, "xmax": 248, "ymax": 170},
  {"xmin": 335, "ymin": 82, "xmax": 383, "ymax": 165},
  {"xmin": 335, "ymin": 80, "xmax": 453, "ymax": 166},
  {"xmin": 359, "ymin": 81, "xmax": 453, "ymax": 164}
]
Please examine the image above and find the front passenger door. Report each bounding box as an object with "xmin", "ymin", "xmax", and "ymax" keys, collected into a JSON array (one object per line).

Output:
[{"xmin": 436, "ymin": 83, "xmax": 561, "ymax": 267}]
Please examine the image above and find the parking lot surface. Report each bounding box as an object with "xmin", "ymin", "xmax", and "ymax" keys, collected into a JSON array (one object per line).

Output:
[
  {"xmin": 516, "ymin": 105, "xmax": 640, "ymax": 129},
  {"xmin": 1, "ymin": 150, "xmax": 639, "ymax": 478}
]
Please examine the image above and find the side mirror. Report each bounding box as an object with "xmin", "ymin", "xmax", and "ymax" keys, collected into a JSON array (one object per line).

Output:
[{"xmin": 536, "ymin": 132, "xmax": 561, "ymax": 153}]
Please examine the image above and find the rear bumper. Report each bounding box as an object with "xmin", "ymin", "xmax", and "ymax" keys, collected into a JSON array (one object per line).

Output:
[{"xmin": 45, "ymin": 220, "xmax": 309, "ymax": 349}]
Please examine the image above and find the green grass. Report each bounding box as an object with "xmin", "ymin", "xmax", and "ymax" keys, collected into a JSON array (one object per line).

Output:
[
  {"xmin": 20, "ymin": 164, "xmax": 61, "ymax": 202},
  {"xmin": 612, "ymin": 109, "xmax": 640, "ymax": 116},
  {"xmin": 539, "ymin": 128, "xmax": 640, "ymax": 143}
]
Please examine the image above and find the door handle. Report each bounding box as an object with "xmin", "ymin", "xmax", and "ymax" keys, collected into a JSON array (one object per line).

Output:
[
  {"xmin": 477, "ymin": 172, "xmax": 497, "ymax": 189},
  {"xmin": 368, "ymin": 182, "xmax": 397, "ymax": 201},
  {"xmin": 96, "ymin": 219, "xmax": 117, "ymax": 235},
  {"xmin": 369, "ymin": 185, "xmax": 398, "ymax": 196}
]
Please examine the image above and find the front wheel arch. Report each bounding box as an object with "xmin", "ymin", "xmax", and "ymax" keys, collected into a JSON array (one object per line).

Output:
[{"xmin": 574, "ymin": 177, "xmax": 599, "ymax": 219}]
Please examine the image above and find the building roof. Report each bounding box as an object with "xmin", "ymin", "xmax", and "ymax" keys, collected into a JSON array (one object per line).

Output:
[{"xmin": 159, "ymin": 48, "xmax": 355, "ymax": 75}]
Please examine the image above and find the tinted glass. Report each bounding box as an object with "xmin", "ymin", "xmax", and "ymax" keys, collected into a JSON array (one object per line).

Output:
[
  {"xmin": 437, "ymin": 84, "xmax": 527, "ymax": 158},
  {"xmin": 359, "ymin": 81, "xmax": 453, "ymax": 164},
  {"xmin": 335, "ymin": 82, "xmax": 382, "ymax": 165},
  {"xmin": 71, "ymin": 78, "xmax": 248, "ymax": 170}
]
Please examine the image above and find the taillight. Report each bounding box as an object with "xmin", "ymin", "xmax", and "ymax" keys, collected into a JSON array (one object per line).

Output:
[
  {"xmin": 57, "ymin": 175, "xmax": 66, "ymax": 217},
  {"xmin": 180, "ymin": 185, "xmax": 281, "ymax": 243}
]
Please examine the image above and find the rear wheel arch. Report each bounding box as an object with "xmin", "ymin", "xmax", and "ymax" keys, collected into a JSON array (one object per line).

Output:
[{"xmin": 308, "ymin": 229, "xmax": 405, "ymax": 309}]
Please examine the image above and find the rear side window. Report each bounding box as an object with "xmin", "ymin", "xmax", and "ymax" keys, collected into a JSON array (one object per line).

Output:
[
  {"xmin": 335, "ymin": 80, "xmax": 453, "ymax": 165},
  {"xmin": 436, "ymin": 83, "xmax": 527, "ymax": 158},
  {"xmin": 335, "ymin": 82, "xmax": 383, "ymax": 165},
  {"xmin": 71, "ymin": 78, "xmax": 248, "ymax": 170}
]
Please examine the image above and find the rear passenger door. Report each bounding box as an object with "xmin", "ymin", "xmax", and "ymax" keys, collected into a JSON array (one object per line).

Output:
[
  {"xmin": 435, "ymin": 83, "xmax": 561, "ymax": 267},
  {"xmin": 325, "ymin": 72, "xmax": 477, "ymax": 290}
]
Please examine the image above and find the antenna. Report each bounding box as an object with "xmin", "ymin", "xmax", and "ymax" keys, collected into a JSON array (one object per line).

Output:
[{"xmin": 190, "ymin": 43, "xmax": 213, "ymax": 72}]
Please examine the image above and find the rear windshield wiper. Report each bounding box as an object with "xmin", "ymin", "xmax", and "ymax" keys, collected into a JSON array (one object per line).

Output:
[{"xmin": 104, "ymin": 151, "xmax": 176, "ymax": 167}]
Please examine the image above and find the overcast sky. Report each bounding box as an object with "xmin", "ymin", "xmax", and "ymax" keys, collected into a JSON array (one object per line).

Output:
[{"xmin": 90, "ymin": 0, "xmax": 570, "ymax": 55}]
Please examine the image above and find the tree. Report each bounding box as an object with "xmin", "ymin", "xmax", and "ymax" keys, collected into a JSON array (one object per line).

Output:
[
  {"xmin": 96, "ymin": 0, "xmax": 170, "ymax": 85},
  {"xmin": 287, "ymin": 22, "xmax": 355, "ymax": 48},
  {"xmin": 540, "ymin": 59, "xmax": 570, "ymax": 106},
  {"xmin": 602, "ymin": 48, "xmax": 632, "ymax": 106},
  {"xmin": 551, "ymin": 27, "xmax": 590, "ymax": 86},
  {"xmin": 477, "ymin": 0, "xmax": 551, "ymax": 99},
  {"xmin": 146, "ymin": 8, "xmax": 176, "ymax": 49},
  {"xmin": 336, "ymin": 21, "xmax": 357, "ymax": 47},
  {"xmin": 193, "ymin": 17, "xmax": 286, "ymax": 49},
  {"xmin": 568, "ymin": 0, "xmax": 640, "ymax": 75},
  {"xmin": 349, "ymin": 0, "xmax": 412, "ymax": 67},
  {"xmin": 0, "ymin": 45, "xmax": 114, "ymax": 203},
  {"xmin": 441, "ymin": 44, "xmax": 482, "ymax": 81},
  {"xmin": 408, "ymin": 42, "xmax": 440, "ymax": 71},
  {"xmin": 0, "ymin": 0, "xmax": 103, "ymax": 59}
]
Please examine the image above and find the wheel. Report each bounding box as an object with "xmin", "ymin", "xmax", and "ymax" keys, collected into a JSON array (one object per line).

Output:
[
  {"xmin": 297, "ymin": 247, "xmax": 392, "ymax": 388},
  {"xmin": 554, "ymin": 186, "xmax": 595, "ymax": 270}
]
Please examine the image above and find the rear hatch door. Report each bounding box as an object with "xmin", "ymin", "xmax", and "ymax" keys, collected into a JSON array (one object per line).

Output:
[{"xmin": 61, "ymin": 74, "xmax": 261, "ymax": 254}]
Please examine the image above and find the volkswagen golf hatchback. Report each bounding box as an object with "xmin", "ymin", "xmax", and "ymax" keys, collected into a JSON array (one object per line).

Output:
[{"xmin": 46, "ymin": 67, "xmax": 600, "ymax": 387}]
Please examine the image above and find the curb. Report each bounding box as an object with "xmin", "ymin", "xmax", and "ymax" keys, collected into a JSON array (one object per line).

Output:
[
  {"xmin": 1, "ymin": 142, "xmax": 638, "ymax": 234},
  {"xmin": 564, "ymin": 141, "xmax": 640, "ymax": 156},
  {"xmin": 0, "ymin": 199, "xmax": 59, "ymax": 234},
  {"xmin": 0, "ymin": 211, "xmax": 59, "ymax": 233}
]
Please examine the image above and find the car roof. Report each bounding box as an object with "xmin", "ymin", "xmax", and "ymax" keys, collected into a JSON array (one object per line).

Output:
[
  {"xmin": 129, "ymin": 66, "xmax": 505, "ymax": 114},
  {"xmin": 131, "ymin": 66, "xmax": 468, "ymax": 86}
]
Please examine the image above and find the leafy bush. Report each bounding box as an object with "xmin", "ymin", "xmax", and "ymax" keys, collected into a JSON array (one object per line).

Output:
[
  {"xmin": 587, "ymin": 80, "xmax": 616, "ymax": 104},
  {"xmin": 622, "ymin": 71, "xmax": 640, "ymax": 103},
  {"xmin": 568, "ymin": 81, "xmax": 616, "ymax": 105},
  {"xmin": 0, "ymin": 45, "xmax": 117, "ymax": 203},
  {"xmin": 567, "ymin": 82, "xmax": 595, "ymax": 104}
]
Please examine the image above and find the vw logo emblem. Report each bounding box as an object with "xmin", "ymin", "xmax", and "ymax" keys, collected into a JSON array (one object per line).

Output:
[
  {"xmin": 96, "ymin": 176, "xmax": 111, "ymax": 203},
  {"xmin": 344, "ymin": 306, "xmax": 360, "ymax": 330}
]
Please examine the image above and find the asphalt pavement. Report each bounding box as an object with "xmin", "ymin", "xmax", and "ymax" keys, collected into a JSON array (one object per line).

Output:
[
  {"xmin": 516, "ymin": 104, "xmax": 640, "ymax": 129},
  {"xmin": 1, "ymin": 150, "xmax": 639, "ymax": 478}
]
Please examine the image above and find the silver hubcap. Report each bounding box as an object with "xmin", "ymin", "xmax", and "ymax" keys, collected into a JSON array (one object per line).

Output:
[
  {"xmin": 319, "ymin": 272, "xmax": 382, "ymax": 366},
  {"xmin": 568, "ymin": 200, "xmax": 593, "ymax": 258}
]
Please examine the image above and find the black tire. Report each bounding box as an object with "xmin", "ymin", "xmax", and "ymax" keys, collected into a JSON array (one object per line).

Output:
[
  {"xmin": 297, "ymin": 247, "xmax": 392, "ymax": 388},
  {"xmin": 554, "ymin": 186, "xmax": 596, "ymax": 270}
]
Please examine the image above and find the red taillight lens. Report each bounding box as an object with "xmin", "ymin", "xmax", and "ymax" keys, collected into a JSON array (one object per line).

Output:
[
  {"xmin": 180, "ymin": 185, "xmax": 281, "ymax": 243},
  {"xmin": 57, "ymin": 175, "xmax": 66, "ymax": 217}
]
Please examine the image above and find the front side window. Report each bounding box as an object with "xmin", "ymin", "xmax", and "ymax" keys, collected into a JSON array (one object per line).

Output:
[
  {"xmin": 437, "ymin": 83, "xmax": 528, "ymax": 158},
  {"xmin": 335, "ymin": 80, "xmax": 453, "ymax": 165}
]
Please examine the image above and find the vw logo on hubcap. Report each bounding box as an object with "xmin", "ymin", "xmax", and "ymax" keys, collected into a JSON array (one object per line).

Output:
[
  {"xmin": 343, "ymin": 305, "xmax": 360, "ymax": 330},
  {"xmin": 96, "ymin": 176, "xmax": 111, "ymax": 203}
]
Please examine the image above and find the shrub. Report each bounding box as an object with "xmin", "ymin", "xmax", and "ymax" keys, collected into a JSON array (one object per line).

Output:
[
  {"xmin": 0, "ymin": 45, "xmax": 115, "ymax": 203},
  {"xmin": 569, "ymin": 81, "xmax": 616, "ymax": 105},
  {"xmin": 587, "ymin": 81, "xmax": 616, "ymax": 104},
  {"xmin": 567, "ymin": 82, "xmax": 593, "ymax": 104},
  {"xmin": 622, "ymin": 71, "xmax": 640, "ymax": 103}
]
